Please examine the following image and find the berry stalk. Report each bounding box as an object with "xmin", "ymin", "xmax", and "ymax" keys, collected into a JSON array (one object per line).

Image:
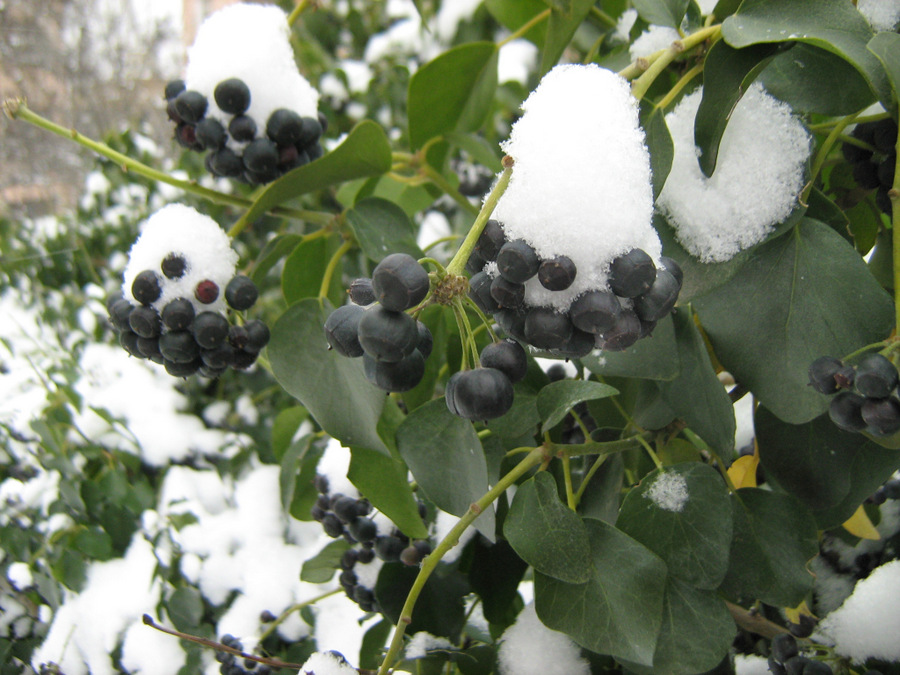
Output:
[
  {"xmin": 375, "ymin": 445, "xmax": 546, "ymax": 675},
  {"xmin": 445, "ymin": 159, "xmax": 514, "ymax": 277},
  {"xmin": 628, "ymin": 25, "xmax": 721, "ymax": 100},
  {"xmin": 3, "ymin": 99, "xmax": 333, "ymax": 227}
]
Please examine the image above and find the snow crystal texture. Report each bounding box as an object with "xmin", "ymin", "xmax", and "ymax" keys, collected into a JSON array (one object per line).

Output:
[
  {"xmin": 858, "ymin": 0, "xmax": 900, "ymax": 32},
  {"xmin": 819, "ymin": 559, "xmax": 900, "ymax": 663},
  {"xmin": 299, "ymin": 651, "xmax": 359, "ymax": 675},
  {"xmin": 122, "ymin": 203, "xmax": 238, "ymax": 315},
  {"xmin": 629, "ymin": 25, "xmax": 681, "ymax": 60},
  {"xmin": 184, "ymin": 2, "xmax": 319, "ymax": 148},
  {"xmin": 657, "ymin": 82, "xmax": 810, "ymax": 263},
  {"xmin": 492, "ymin": 64, "xmax": 659, "ymax": 311},
  {"xmin": 644, "ymin": 471, "xmax": 689, "ymax": 512},
  {"xmin": 498, "ymin": 603, "xmax": 590, "ymax": 675}
]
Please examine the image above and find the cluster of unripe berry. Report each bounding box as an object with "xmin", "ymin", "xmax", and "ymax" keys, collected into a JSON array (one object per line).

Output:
[
  {"xmin": 107, "ymin": 260, "xmax": 269, "ymax": 378},
  {"xmin": 842, "ymin": 118, "xmax": 897, "ymax": 217},
  {"xmin": 165, "ymin": 78, "xmax": 325, "ymax": 185},
  {"xmin": 324, "ymin": 253, "xmax": 433, "ymax": 393},
  {"xmin": 468, "ymin": 220, "xmax": 683, "ymax": 357},
  {"xmin": 809, "ymin": 352, "xmax": 900, "ymax": 436},
  {"xmin": 215, "ymin": 635, "xmax": 271, "ymax": 675},
  {"xmin": 311, "ymin": 475, "xmax": 431, "ymax": 613}
]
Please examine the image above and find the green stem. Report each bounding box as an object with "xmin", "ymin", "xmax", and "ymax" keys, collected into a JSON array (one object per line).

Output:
[
  {"xmin": 555, "ymin": 433, "xmax": 650, "ymax": 460},
  {"xmin": 461, "ymin": 295, "xmax": 499, "ymax": 342},
  {"xmin": 376, "ymin": 447, "xmax": 546, "ymax": 675},
  {"xmin": 801, "ymin": 110, "xmax": 861, "ymax": 206},
  {"xmin": 808, "ymin": 111, "xmax": 890, "ymax": 133},
  {"xmin": 656, "ymin": 62, "xmax": 704, "ymax": 111},
  {"xmin": 4, "ymin": 100, "xmax": 331, "ymax": 229},
  {"xmin": 453, "ymin": 297, "xmax": 480, "ymax": 367},
  {"xmin": 319, "ymin": 239, "xmax": 352, "ymax": 299},
  {"xmin": 630, "ymin": 25, "xmax": 721, "ymax": 101},
  {"xmin": 446, "ymin": 160, "xmax": 514, "ymax": 276},
  {"xmin": 418, "ymin": 163, "xmax": 479, "ymax": 216},
  {"xmin": 561, "ymin": 453, "xmax": 577, "ymax": 510},
  {"xmin": 497, "ymin": 9, "xmax": 551, "ymax": 48},
  {"xmin": 637, "ymin": 435, "xmax": 664, "ymax": 470},
  {"xmin": 257, "ymin": 588, "xmax": 341, "ymax": 643},
  {"xmin": 422, "ymin": 234, "xmax": 462, "ymax": 253},
  {"xmin": 286, "ymin": 0, "xmax": 312, "ymax": 26},
  {"xmin": 573, "ymin": 453, "xmax": 608, "ymax": 505}
]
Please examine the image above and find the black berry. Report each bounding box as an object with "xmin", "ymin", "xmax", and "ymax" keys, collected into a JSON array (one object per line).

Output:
[
  {"xmin": 228, "ymin": 115, "xmax": 257, "ymax": 142},
  {"xmin": 608, "ymin": 249, "xmax": 656, "ymax": 298},
  {"xmin": 266, "ymin": 109, "xmax": 304, "ymax": 146},
  {"xmin": 475, "ymin": 219, "xmax": 506, "ymax": 261},
  {"xmin": 161, "ymin": 253, "xmax": 187, "ymax": 280},
  {"xmin": 771, "ymin": 633, "xmax": 798, "ymax": 664},
  {"xmin": 363, "ymin": 350, "xmax": 425, "ymax": 392},
  {"xmin": 445, "ymin": 368, "xmax": 514, "ymax": 420},
  {"xmin": 165, "ymin": 358, "xmax": 201, "ymax": 378},
  {"xmin": 357, "ymin": 305, "xmax": 418, "ymax": 362},
  {"xmin": 490, "ymin": 276, "xmax": 525, "ymax": 309},
  {"xmin": 538, "ymin": 256, "xmax": 577, "ymax": 291},
  {"xmin": 243, "ymin": 138, "xmax": 279, "ymax": 174},
  {"xmin": 854, "ymin": 353, "xmax": 898, "ymax": 399},
  {"xmin": 349, "ymin": 278, "xmax": 376, "ymax": 306},
  {"xmin": 174, "ymin": 90, "xmax": 208, "ymax": 124},
  {"xmin": 480, "ymin": 339, "xmax": 527, "ymax": 384},
  {"xmin": 497, "ymin": 240, "xmax": 540, "ymax": 284},
  {"xmin": 132, "ymin": 270, "xmax": 162, "ymax": 305},
  {"xmin": 632, "ymin": 268, "xmax": 680, "ymax": 322},
  {"xmin": 195, "ymin": 118, "xmax": 226, "ymax": 150},
  {"xmin": 214, "ymin": 78, "xmax": 251, "ymax": 115},
  {"xmin": 524, "ymin": 306, "xmax": 573, "ymax": 350},
  {"xmin": 569, "ymin": 290, "xmax": 621, "ymax": 334},
  {"xmin": 209, "ymin": 148, "xmax": 244, "ymax": 177},
  {"xmin": 416, "ymin": 322, "xmax": 433, "ymax": 359},
  {"xmin": 598, "ymin": 308, "xmax": 642, "ymax": 351},
  {"xmin": 129, "ymin": 305, "xmax": 162, "ymax": 339},
  {"xmin": 808, "ymin": 356, "xmax": 845, "ymax": 395},
  {"xmin": 324, "ymin": 304, "xmax": 365, "ymax": 358},
  {"xmin": 243, "ymin": 320, "xmax": 270, "ymax": 353},
  {"xmin": 374, "ymin": 535, "xmax": 405, "ymax": 562},
  {"xmin": 109, "ymin": 298, "xmax": 135, "ymax": 331},
  {"xmin": 225, "ymin": 275, "xmax": 259, "ymax": 311},
  {"xmin": 161, "ymin": 298, "xmax": 195, "ymax": 331},
  {"xmin": 192, "ymin": 311, "xmax": 230, "ymax": 349},
  {"xmin": 372, "ymin": 253, "xmax": 430, "ymax": 312},
  {"xmin": 468, "ymin": 271, "xmax": 502, "ymax": 314},
  {"xmin": 861, "ymin": 396, "xmax": 900, "ymax": 436},
  {"xmin": 159, "ymin": 331, "xmax": 201, "ymax": 364},
  {"xmin": 164, "ymin": 79, "xmax": 185, "ymax": 101},
  {"xmin": 829, "ymin": 391, "xmax": 867, "ymax": 432}
]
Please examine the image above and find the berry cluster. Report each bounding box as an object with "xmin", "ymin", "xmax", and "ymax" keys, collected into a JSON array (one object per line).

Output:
[
  {"xmin": 468, "ymin": 220, "xmax": 683, "ymax": 358},
  {"xmin": 165, "ymin": 77, "xmax": 325, "ymax": 185},
  {"xmin": 311, "ymin": 475, "xmax": 431, "ymax": 612},
  {"xmin": 842, "ymin": 118, "xmax": 897, "ymax": 218},
  {"xmin": 809, "ymin": 353, "xmax": 900, "ymax": 436},
  {"xmin": 215, "ymin": 634, "xmax": 271, "ymax": 675},
  {"xmin": 766, "ymin": 634, "xmax": 835, "ymax": 675},
  {"xmin": 324, "ymin": 253, "xmax": 433, "ymax": 393},
  {"xmin": 107, "ymin": 272, "xmax": 269, "ymax": 378},
  {"xmin": 445, "ymin": 339, "xmax": 526, "ymax": 421}
]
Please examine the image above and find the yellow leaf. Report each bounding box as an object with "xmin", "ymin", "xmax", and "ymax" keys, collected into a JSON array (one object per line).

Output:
[
  {"xmin": 842, "ymin": 504, "xmax": 881, "ymax": 540},
  {"xmin": 784, "ymin": 600, "xmax": 811, "ymax": 625},
  {"xmin": 727, "ymin": 454, "xmax": 758, "ymax": 489}
]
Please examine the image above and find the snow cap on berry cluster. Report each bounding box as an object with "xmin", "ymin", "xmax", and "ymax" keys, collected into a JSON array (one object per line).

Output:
[
  {"xmin": 491, "ymin": 63, "xmax": 660, "ymax": 311},
  {"xmin": 184, "ymin": 3, "xmax": 319, "ymax": 140},
  {"xmin": 657, "ymin": 82, "xmax": 811, "ymax": 263},
  {"xmin": 497, "ymin": 603, "xmax": 590, "ymax": 675},
  {"xmin": 298, "ymin": 651, "xmax": 358, "ymax": 675},
  {"xmin": 818, "ymin": 559, "xmax": 900, "ymax": 663},
  {"xmin": 122, "ymin": 204, "xmax": 238, "ymax": 314}
]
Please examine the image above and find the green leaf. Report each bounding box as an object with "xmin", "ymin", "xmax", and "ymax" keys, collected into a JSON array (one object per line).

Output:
[
  {"xmin": 719, "ymin": 488, "xmax": 818, "ymax": 607},
  {"xmin": 282, "ymin": 233, "xmax": 344, "ymax": 305},
  {"xmin": 239, "ymin": 120, "xmax": 392, "ymax": 224},
  {"xmin": 269, "ymin": 299, "xmax": 387, "ymax": 452},
  {"xmin": 251, "ymin": 233, "xmax": 303, "ymax": 286},
  {"xmin": 272, "ymin": 406, "xmax": 308, "ymax": 462},
  {"xmin": 468, "ymin": 538, "xmax": 529, "ymax": 626},
  {"xmin": 583, "ymin": 314, "xmax": 679, "ymax": 381},
  {"xmin": 633, "ymin": 0, "xmax": 690, "ymax": 28},
  {"xmin": 51, "ymin": 548, "xmax": 86, "ymax": 591},
  {"xmin": 616, "ymin": 463, "xmax": 732, "ymax": 589},
  {"xmin": 485, "ymin": 384, "xmax": 541, "ymax": 439},
  {"xmin": 348, "ymin": 445, "xmax": 429, "ymax": 540},
  {"xmin": 445, "ymin": 132, "xmax": 503, "ymax": 173},
  {"xmin": 300, "ymin": 539, "xmax": 350, "ymax": 583},
  {"xmin": 360, "ymin": 620, "xmax": 394, "ymax": 670},
  {"xmin": 534, "ymin": 518, "xmax": 667, "ymax": 666},
  {"xmin": 408, "ymin": 42, "xmax": 499, "ymax": 150},
  {"xmin": 755, "ymin": 406, "xmax": 900, "ymax": 529},
  {"xmin": 396, "ymin": 399, "xmax": 495, "ymax": 540},
  {"xmin": 535, "ymin": 380, "xmax": 618, "ymax": 432},
  {"xmin": 286, "ymin": 436, "xmax": 326, "ymax": 522},
  {"xmin": 167, "ymin": 586, "xmax": 204, "ymax": 632},
  {"xmin": 484, "ymin": 0, "xmax": 548, "ymax": 46},
  {"xmin": 621, "ymin": 579, "xmax": 735, "ymax": 675},
  {"xmin": 695, "ymin": 40, "xmax": 780, "ymax": 177},
  {"xmin": 694, "ymin": 219, "xmax": 894, "ymax": 425},
  {"xmin": 658, "ymin": 308, "xmax": 736, "ymax": 454},
  {"xmin": 540, "ymin": 0, "xmax": 595, "ymax": 75},
  {"xmin": 377, "ymin": 563, "xmax": 469, "ymax": 639},
  {"xmin": 721, "ymin": 0, "xmax": 891, "ymax": 109},
  {"xmin": 641, "ymin": 102, "xmax": 675, "ymax": 200},
  {"xmin": 504, "ymin": 473, "xmax": 592, "ymax": 583},
  {"xmin": 759, "ymin": 43, "xmax": 875, "ymax": 116},
  {"xmin": 578, "ymin": 453, "xmax": 625, "ymax": 525},
  {"xmin": 345, "ymin": 197, "xmax": 424, "ymax": 263},
  {"xmin": 869, "ymin": 32, "xmax": 900, "ymax": 107},
  {"xmin": 74, "ymin": 527, "xmax": 114, "ymax": 560}
]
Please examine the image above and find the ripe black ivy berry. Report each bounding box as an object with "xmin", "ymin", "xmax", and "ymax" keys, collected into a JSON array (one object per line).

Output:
[
  {"xmin": 854, "ymin": 353, "xmax": 898, "ymax": 399},
  {"xmin": 357, "ymin": 305, "xmax": 418, "ymax": 363},
  {"xmin": 132, "ymin": 270, "xmax": 162, "ymax": 305},
  {"xmin": 497, "ymin": 239, "xmax": 540, "ymax": 284},
  {"xmin": 480, "ymin": 339, "xmax": 527, "ymax": 384},
  {"xmin": 608, "ymin": 248, "xmax": 656, "ymax": 298},
  {"xmin": 225, "ymin": 275, "xmax": 259, "ymax": 311},
  {"xmin": 174, "ymin": 90, "xmax": 208, "ymax": 124},
  {"xmin": 214, "ymin": 77, "xmax": 251, "ymax": 115},
  {"xmin": 445, "ymin": 368, "xmax": 514, "ymax": 420},
  {"xmin": 569, "ymin": 289, "xmax": 621, "ymax": 334},
  {"xmin": 372, "ymin": 253, "xmax": 430, "ymax": 312},
  {"xmin": 538, "ymin": 255, "xmax": 577, "ymax": 291},
  {"xmin": 349, "ymin": 278, "xmax": 376, "ymax": 306},
  {"xmin": 324, "ymin": 305, "xmax": 365, "ymax": 358}
]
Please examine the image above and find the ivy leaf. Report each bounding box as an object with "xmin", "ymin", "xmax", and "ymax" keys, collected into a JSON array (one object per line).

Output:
[
  {"xmin": 300, "ymin": 539, "xmax": 350, "ymax": 583},
  {"xmin": 271, "ymin": 406, "xmax": 308, "ymax": 462},
  {"xmin": 755, "ymin": 406, "xmax": 900, "ymax": 529},
  {"xmin": 504, "ymin": 472, "xmax": 592, "ymax": 583},
  {"xmin": 345, "ymin": 197, "xmax": 424, "ymax": 263},
  {"xmin": 633, "ymin": 0, "xmax": 690, "ymax": 28},
  {"xmin": 534, "ymin": 519, "xmax": 667, "ymax": 666},
  {"xmin": 166, "ymin": 586, "xmax": 204, "ymax": 633},
  {"xmin": 620, "ymin": 579, "xmax": 735, "ymax": 675},
  {"xmin": 694, "ymin": 219, "xmax": 894, "ymax": 425},
  {"xmin": 281, "ymin": 233, "xmax": 344, "ymax": 305},
  {"xmin": 408, "ymin": 42, "xmax": 499, "ymax": 149},
  {"xmin": 719, "ymin": 488, "xmax": 818, "ymax": 607},
  {"xmin": 240, "ymin": 120, "xmax": 392, "ymax": 224},
  {"xmin": 396, "ymin": 400, "xmax": 495, "ymax": 541},
  {"xmin": 641, "ymin": 102, "xmax": 674, "ymax": 200},
  {"xmin": 694, "ymin": 40, "xmax": 780, "ymax": 177},
  {"xmin": 616, "ymin": 463, "xmax": 733, "ymax": 589},
  {"xmin": 868, "ymin": 32, "xmax": 900, "ymax": 107},
  {"xmin": 483, "ymin": 0, "xmax": 548, "ymax": 46},
  {"xmin": 583, "ymin": 314, "xmax": 679, "ymax": 381},
  {"xmin": 540, "ymin": 0, "xmax": 595, "ymax": 75},
  {"xmin": 535, "ymin": 380, "xmax": 618, "ymax": 432},
  {"xmin": 251, "ymin": 233, "xmax": 302, "ymax": 286},
  {"xmin": 268, "ymin": 299, "xmax": 387, "ymax": 453},
  {"xmin": 468, "ymin": 538, "xmax": 529, "ymax": 626},
  {"xmin": 721, "ymin": 0, "xmax": 891, "ymax": 109},
  {"xmin": 376, "ymin": 563, "xmax": 469, "ymax": 640},
  {"xmin": 659, "ymin": 307, "xmax": 736, "ymax": 454}
]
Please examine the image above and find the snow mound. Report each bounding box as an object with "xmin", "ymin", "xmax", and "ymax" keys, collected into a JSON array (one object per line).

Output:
[
  {"xmin": 497, "ymin": 603, "xmax": 590, "ymax": 675},
  {"xmin": 858, "ymin": 0, "xmax": 900, "ymax": 32}
]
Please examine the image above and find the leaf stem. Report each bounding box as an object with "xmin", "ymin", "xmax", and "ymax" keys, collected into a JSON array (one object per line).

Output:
[
  {"xmin": 417, "ymin": 163, "xmax": 479, "ymax": 216},
  {"xmin": 629, "ymin": 25, "xmax": 721, "ymax": 100},
  {"xmin": 497, "ymin": 9, "xmax": 551, "ymax": 48},
  {"xmin": 4, "ymin": 99, "xmax": 328, "ymax": 228},
  {"xmin": 319, "ymin": 239, "xmax": 353, "ymax": 299},
  {"xmin": 287, "ymin": 0, "xmax": 313, "ymax": 26},
  {"xmin": 656, "ymin": 62, "xmax": 704, "ymax": 111},
  {"xmin": 257, "ymin": 588, "xmax": 341, "ymax": 643},
  {"xmin": 573, "ymin": 453, "xmax": 608, "ymax": 505},
  {"xmin": 561, "ymin": 452, "xmax": 577, "ymax": 510},
  {"xmin": 800, "ymin": 110, "xmax": 861, "ymax": 206},
  {"xmin": 376, "ymin": 446, "xmax": 547, "ymax": 675},
  {"xmin": 446, "ymin": 158, "xmax": 514, "ymax": 276}
]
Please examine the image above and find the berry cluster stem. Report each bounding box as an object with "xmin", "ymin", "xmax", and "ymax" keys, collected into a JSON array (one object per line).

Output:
[
  {"xmin": 3, "ymin": 99, "xmax": 333, "ymax": 228},
  {"xmin": 801, "ymin": 110, "xmax": 862, "ymax": 206},
  {"xmin": 376, "ymin": 445, "xmax": 546, "ymax": 675},
  {"xmin": 446, "ymin": 159, "xmax": 514, "ymax": 277},
  {"xmin": 628, "ymin": 25, "xmax": 721, "ymax": 100}
]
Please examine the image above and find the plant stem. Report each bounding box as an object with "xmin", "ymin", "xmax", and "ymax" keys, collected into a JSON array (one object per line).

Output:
[
  {"xmin": 319, "ymin": 239, "xmax": 353, "ymax": 299},
  {"xmin": 257, "ymin": 588, "xmax": 341, "ymax": 642},
  {"xmin": 446, "ymin": 159, "xmax": 514, "ymax": 276},
  {"xmin": 656, "ymin": 62, "xmax": 704, "ymax": 111},
  {"xmin": 630, "ymin": 25, "xmax": 721, "ymax": 101},
  {"xmin": 4, "ymin": 99, "xmax": 332, "ymax": 229},
  {"xmin": 376, "ymin": 446, "xmax": 546, "ymax": 675},
  {"xmin": 497, "ymin": 9, "xmax": 551, "ymax": 48},
  {"xmin": 417, "ymin": 163, "xmax": 480, "ymax": 216},
  {"xmin": 637, "ymin": 435, "xmax": 664, "ymax": 470},
  {"xmin": 287, "ymin": 0, "xmax": 312, "ymax": 26},
  {"xmin": 801, "ymin": 110, "xmax": 861, "ymax": 206},
  {"xmin": 573, "ymin": 453, "xmax": 608, "ymax": 505},
  {"xmin": 561, "ymin": 453, "xmax": 577, "ymax": 510}
]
